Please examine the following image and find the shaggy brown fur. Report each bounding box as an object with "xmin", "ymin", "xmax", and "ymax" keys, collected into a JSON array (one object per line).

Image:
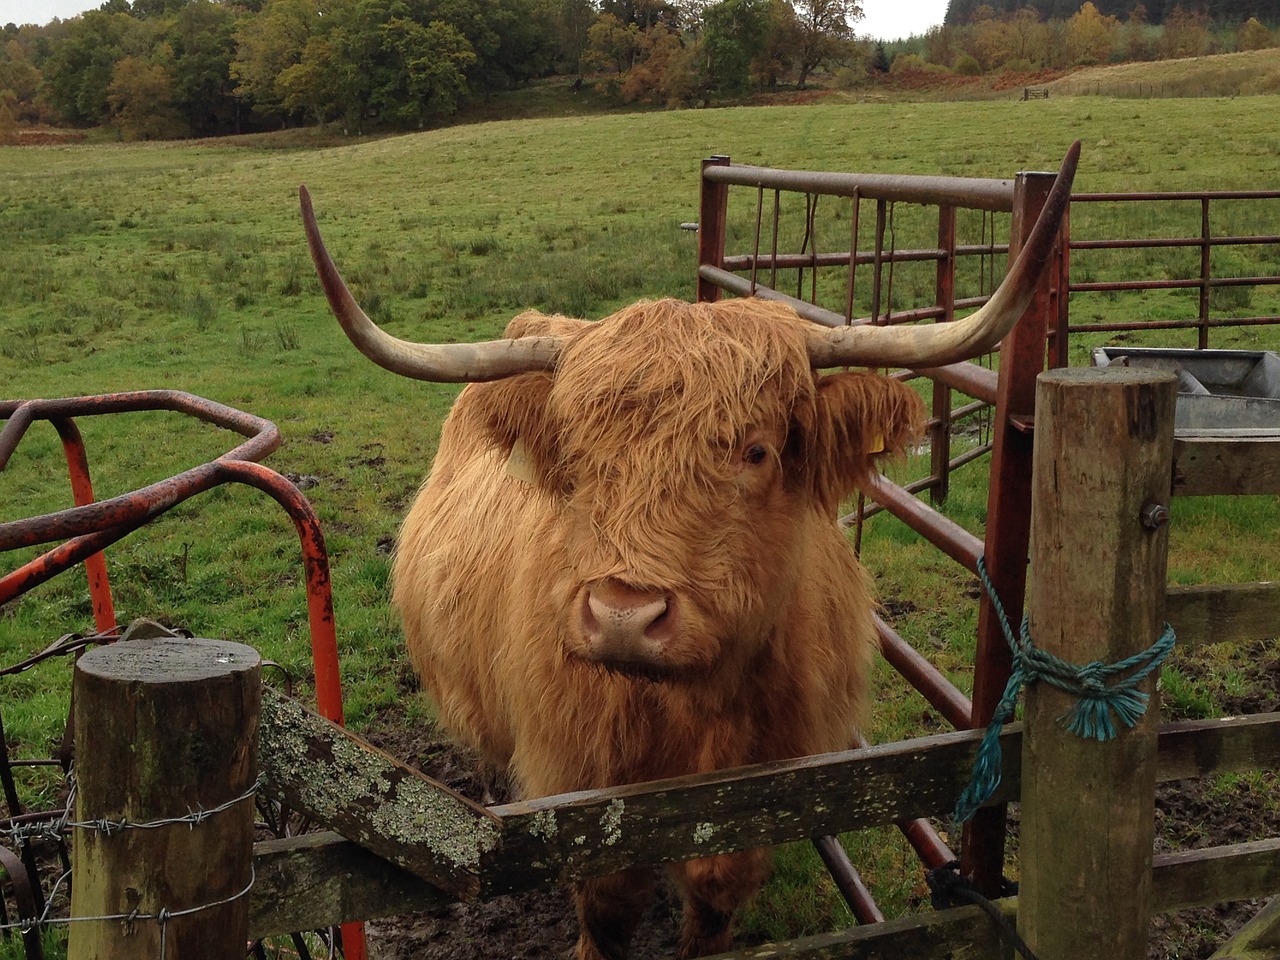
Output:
[{"xmin": 392, "ymin": 297, "xmax": 924, "ymax": 959}]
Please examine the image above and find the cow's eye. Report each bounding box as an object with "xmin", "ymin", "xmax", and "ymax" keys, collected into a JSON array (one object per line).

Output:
[{"xmin": 743, "ymin": 443, "xmax": 769, "ymax": 466}]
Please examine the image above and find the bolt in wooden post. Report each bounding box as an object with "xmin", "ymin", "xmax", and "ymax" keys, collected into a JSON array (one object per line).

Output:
[
  {"xmin": 1021, "ymin": 367, "xmax": 1177, "ymax": 960},
  {"xmin": 69, "ymin": 636, "xmax": 260, "ymax": 960}
]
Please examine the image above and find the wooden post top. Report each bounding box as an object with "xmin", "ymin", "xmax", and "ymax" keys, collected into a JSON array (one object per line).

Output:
[
  {"xmin": 77, "ymin": 636, "xmax": 261, "ymax": 684},
  {"xmin": 1038, "ymin": 366, "xmax": 1179, "ymax": 386}
]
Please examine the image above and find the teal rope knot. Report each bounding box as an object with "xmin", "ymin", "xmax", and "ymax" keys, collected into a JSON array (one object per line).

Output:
[{"xmin": 951, "ymin": 558, "xmax": 1175, "ymax": 826}]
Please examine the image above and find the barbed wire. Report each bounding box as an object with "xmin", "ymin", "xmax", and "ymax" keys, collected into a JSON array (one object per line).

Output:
[
  {"xmin": 0, "ymin": 864, "xmax": 256, "ymax": 958},
  {"xmin": 0, "ymin": 768, "xmax": 262, "ymax": 958},
  {"xmin": 3, "ymin": 772, "xmax": 263, "ymax": 844}
]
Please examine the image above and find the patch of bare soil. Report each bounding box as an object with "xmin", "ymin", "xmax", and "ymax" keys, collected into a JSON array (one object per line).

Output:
[
  {"xmin": 1146, "ymin": 638, "xmax": 1280, "ymax": 959},
  {"xmin": 1148, "ymin": 774, "xmax": 1280, "ymax": 960},
  {"xmin": 13, "ymin": 128, "xmax": 88, "ymax": 145},
  {"xmin": 359, "ymin": 714, "xmax": 684, "ymax": 960}
]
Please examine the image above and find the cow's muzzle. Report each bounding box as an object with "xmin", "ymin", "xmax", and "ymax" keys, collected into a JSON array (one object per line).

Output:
[{"xmin": 577, "ymin": 578, "xmax": 681, "ymax": 673}]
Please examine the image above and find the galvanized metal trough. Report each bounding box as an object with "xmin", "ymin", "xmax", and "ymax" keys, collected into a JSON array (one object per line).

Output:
[{"xmin": 1092, "ymin": 348, "xmax": 1280, "ymax": 436}]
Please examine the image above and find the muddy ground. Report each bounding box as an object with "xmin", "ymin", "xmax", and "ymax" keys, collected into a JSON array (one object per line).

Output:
[{"xmin": 357, "ymin": 638, "xmax": 1279, "ymax": 960}]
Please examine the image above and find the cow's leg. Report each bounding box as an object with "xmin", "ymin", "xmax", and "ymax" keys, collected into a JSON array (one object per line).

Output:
[
  {"xmin": 574, "ymin": 867, "xmax": 656, "ymax": 960},
  {"xmin": 669, "ymin": 848, "xmax": 772, "ymax": 958}
]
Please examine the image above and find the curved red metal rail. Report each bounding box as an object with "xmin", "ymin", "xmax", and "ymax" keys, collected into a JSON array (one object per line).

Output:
[{"xmin": 1, "ymin": 391, "xmax": 364, "ymax": 959}]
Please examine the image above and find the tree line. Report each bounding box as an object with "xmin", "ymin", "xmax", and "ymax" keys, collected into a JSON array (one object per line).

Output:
[
  {"xmin": 0, "ymin": 0, "xmax": 865, "ymax": 138},
  {"xmin": 914, "ymin": 3, "xmax": 1276, "ymax": 76},
  {"xmin": 0, "ymin": 0, "xmax": 1276, "ymax": 141},
  {"xmin": 945, "ymin": 0, "xmax": 1275, "ymax": 26}
]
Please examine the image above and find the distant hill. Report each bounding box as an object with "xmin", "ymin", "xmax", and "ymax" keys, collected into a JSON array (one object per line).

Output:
[
  {"xmin": 944, "ymin": 0, "xmax": 1276, "ymax": 26},
  {"xmin": 1044, "ymin": 45, "xmax": 1280, "ymax": 96}
]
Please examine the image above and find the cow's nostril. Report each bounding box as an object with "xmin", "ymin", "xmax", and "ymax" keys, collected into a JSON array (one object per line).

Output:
[
  {"xmin": 642, "ymin": 595, "xmax": 679, "ymax": 643},
  {"xmin": 581, "ymin": 578, "xmax": 678, "ymax": 663}
]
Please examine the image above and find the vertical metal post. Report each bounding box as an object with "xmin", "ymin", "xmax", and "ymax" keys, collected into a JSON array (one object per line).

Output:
[
  {"xmin": 871, "ymin": 200, "xmax": 887, "ymax": 322},
  {"xmin": 930, "ymin": 205, "xmax": 957, "ymax": 505},
  {"xmin": 1199, "ymin": 197, "xmax": 1211, "ymax": 350},
  {"xmin": 1051, "ymin": 199, "xmax": 1072, "ymax": 369},
  {"xmin": 696, "ymin": 156, "xmax": 730, "ymax": 303},
  {"xmin": 53, "ymin": 419, "xmax": 116, "ymax": 633},
  {"xmin": 960, "ymin": 167, "xmax": 1063, "ymax": 895}
]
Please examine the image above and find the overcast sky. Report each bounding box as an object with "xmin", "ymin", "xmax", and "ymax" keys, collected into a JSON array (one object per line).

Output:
[{"xmin": 8, "ymin": 0, "xmax": 949, "ymax": 40}]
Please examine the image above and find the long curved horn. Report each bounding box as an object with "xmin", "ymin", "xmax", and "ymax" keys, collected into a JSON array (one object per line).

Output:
[
  {"xmin": 300, "ymin": 185, "xmax": 564, "ymax": 382},
  {"xmin": 806, "ymin": 140, "xmax": 1080, "ymax": 370}
]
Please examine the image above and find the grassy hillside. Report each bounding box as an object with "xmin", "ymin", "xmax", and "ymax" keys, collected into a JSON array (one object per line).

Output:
[
  {"xmin": 2, "ymin": 94, "xmax": 1278, "ymax": 953},
  {"xmin": 1049, "ymin": 45, "xmax": 1280, "ymax": 97}
]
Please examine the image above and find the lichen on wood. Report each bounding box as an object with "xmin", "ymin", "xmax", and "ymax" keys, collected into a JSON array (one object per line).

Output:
[{"xmin": 258, "ymin": 688, "xmax": 499, "ymax": 897}]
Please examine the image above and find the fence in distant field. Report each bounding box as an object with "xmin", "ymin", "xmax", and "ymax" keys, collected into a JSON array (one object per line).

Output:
[
  {"xmin": 1049, "ymin": 79, "xmax": 1278, "ymax": 98},
  {"xmin": 1061, "ymin": 188, "xmax": 1280, "ymax": 357}
]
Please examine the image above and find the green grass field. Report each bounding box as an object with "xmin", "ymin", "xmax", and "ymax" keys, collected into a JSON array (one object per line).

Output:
[{"xmin": 2, "ymin": 93, "xmax": 1279, "ymax": 955}]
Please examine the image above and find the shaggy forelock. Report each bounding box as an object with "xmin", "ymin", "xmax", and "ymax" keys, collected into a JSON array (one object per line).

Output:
[
  {"xmin": 552, "ymin": 298, "xmax": 815, "ymax": 449},
  {"xmin": 546, "ymin": 298, "xmax": 816, "ymax": 582}
]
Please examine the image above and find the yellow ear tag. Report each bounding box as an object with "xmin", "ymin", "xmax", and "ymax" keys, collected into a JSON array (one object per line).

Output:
[
  {"xmin": 505, "ymin": 437, "xmax": 537, "ymax": 484},
  {"xmin": 867, "ymin": 433, "xmax": 885, "ymax": 454}
]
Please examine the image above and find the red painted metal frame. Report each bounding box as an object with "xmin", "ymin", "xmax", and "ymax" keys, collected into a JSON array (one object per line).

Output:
[
  {"xmin": 694, "ymin": 158, "xmax": 1076, "ymax": 909},
  {"xmin": 0, "ymin": 390, "xmax": 366, "ymax": 960},
  {"xmin": 960, "ymin": 170, "xmax": 1062, "ymax": 894},
  {"xmin": 694, "ymin": 158, "xmax": 1032, "ymax": 919}
]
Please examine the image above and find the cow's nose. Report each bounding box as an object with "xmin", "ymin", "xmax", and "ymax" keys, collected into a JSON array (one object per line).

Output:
[{"xmin": 580, "ymin": 578, "xmax": 679, "ymax": 666}]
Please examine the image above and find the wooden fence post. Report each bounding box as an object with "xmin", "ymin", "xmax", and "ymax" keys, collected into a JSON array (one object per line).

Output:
[
  {"xmin": 1021, "ymin": 367, "xmax": 1177, "ymax": 960},
  {"xmin": 69, "ymin": 636, "xmax": 260, "ymax": 960}
]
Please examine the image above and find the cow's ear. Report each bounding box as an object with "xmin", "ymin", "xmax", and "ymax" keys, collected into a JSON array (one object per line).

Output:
[
  {"xmin": 448, "ymin": 372, "xmax": 560, "ymax": 488},
  {"xmin": 794, "ymin": 371, "xmax": 924, "ymax": 513},
  {"xmin": 461, "ymin": 313, "xmax": 588, "ymax": 490}
]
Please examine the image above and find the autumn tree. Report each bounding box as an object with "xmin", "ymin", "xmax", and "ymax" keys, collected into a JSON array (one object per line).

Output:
[
  {"xmin": 969, "ymin": 4, "xmax": 997, "ymax": 24},
  {"xmin": 1237, "ymin": 16, "xmax": 1271, "ymax": 51},
  {"xmin": 0, "ymin": 88, "xmax": 17, "ymax": 143},
  {"xmin": 1042, "ymin": 16, "xmax": 1070, "ymax": 68},
  {"xmin": 107, "ymin": 54, "xmax": 185, "ymax": 138},
  {"xmin": 41, "ymin": 9, "xmax": 154, "ymax": 126},
  {"xmin": 1063, "ymin": 1, "xmax": 1117, "ymax": 63},
  {"xmin": 275, "ymin": 33, "xmax": 341, "ymax": 123},
  {"xmin": 230, "ymin": 0, "xmax": 318, "ymax": 125},
  {"xmin": 968, "ymin": 11, "xmax": 1012, "ymax": 70},
  {"xmin": 0, "ymin": 38, "xmax": 41, "ymax": 123},
  {"xmin": 374, "ymin": 17, "xmax": 477, "ymax": 126},
  {"xmin": 701, "ymin": 0, "xmax": 769, "ymax": 94},
  {"xmin": 617, "ymin": 22, "xmax": 683, "ymax": 100},
  {"xmin": 167, "ymin": 0, "xmax": 239, "ymax": 135},
  {"xmin": 792, "ymin": 0, "xmax": 861, "ymax": 88},
  {"xmin": 1123, "ymin": 3, "xmax": 1153, "ymax": 60},
  {"xmin": 423, "ymin": 0, "xmax": 555, "ymax": 93},
  {"xmin": 1159, "ymin": 5, "xmax": 1210, "ymax": 58},
  {"xmin": 923, "ymin": 23, "xmax": 960, "ymax": 66},
  {"xmin": 753, "ymin": 0, "xmax": 801, "ymax": 88},
  {"xmin": 556, "ymin": 0, "xmax": 595, "ymax": 75},
  {"xmin": 585, "ymin": 12, "xmax": 643, "ymax": 73},
  {"xmin": 1004, "ymin": 7, "xmax": 1049, "ymax": 67}
]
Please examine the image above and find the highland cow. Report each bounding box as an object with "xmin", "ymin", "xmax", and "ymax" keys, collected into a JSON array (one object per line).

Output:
[{"xmin": 301, "ymin": 141, "xmax": 1077, "ymax": 960}]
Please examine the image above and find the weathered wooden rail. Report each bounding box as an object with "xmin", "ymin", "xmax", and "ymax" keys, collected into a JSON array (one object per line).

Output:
[{"xmin": 246, "ymin": 707, "xmax": 1280, "ymax": 943}]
